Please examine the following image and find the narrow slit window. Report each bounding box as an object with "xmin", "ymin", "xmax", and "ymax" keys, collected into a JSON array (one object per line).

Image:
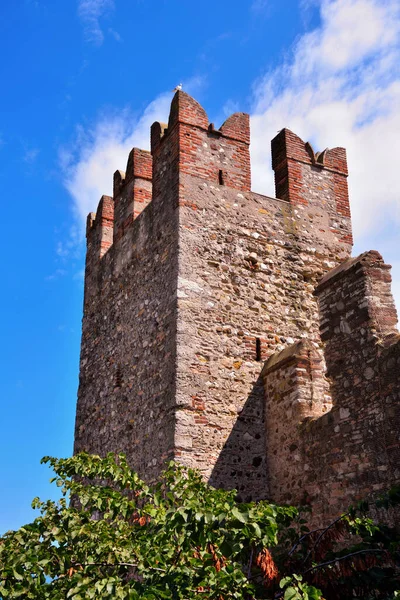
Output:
[
  {"xmin": 255, "ymin": 337, "xmax": 262, "ymax": 362},
  {"xmin": 115, "ymin": 365, "xmax": 123, "ymax": 388},
  {"xmin": 218, "ymin": 169, "xmax": 224, "ymax": 185}
]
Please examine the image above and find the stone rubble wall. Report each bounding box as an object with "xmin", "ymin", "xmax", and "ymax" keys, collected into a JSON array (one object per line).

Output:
[
  {"xmin": 262, "ymin": 341, "xmax": 330, "ymax": 504},
  {"xmin": 175, "ymin": 171, "xmax": 349, "ymax": 500},
  {"xmin": 262, "ymin": 251, "xmax": 400, "ymax": 523},
  {"xmin": 74, "ymin": 130, "xmax": 180, "ymax": 483}
]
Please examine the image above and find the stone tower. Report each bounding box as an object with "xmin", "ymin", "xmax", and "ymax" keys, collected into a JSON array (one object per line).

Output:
[{"xmin": 74, "ymin": 91, "xmax": 399, "ymax": 523}]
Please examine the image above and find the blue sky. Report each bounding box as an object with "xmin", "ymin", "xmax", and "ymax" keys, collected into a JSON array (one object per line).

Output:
[{"xmin": 1, "ymin": 0, "xmax": 399, "ymax": 534}]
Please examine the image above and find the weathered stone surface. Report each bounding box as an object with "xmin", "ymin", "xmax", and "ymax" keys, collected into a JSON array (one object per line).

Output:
[
  {"xmin": 262, "ymin": 251, "xmax": 399, "ymax": 524},
  {"xmin": 74, "ymin": 91, "xmax": 399, "ymax": 524}
]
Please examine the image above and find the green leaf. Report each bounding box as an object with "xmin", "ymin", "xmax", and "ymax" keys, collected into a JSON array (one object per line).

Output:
[
  {"xmin": 231, "ymin": 507, "xmax": 248, "ymax": 523},
  {"xmin": 12, "ymin": 567, "xmax": 24, "ymax": 581},
  {"xmin": 284, "ymin": 586, "xmax": 300, "ymax": 600},
  {"xmin": 280, "ymin": 576, "xmax": 293, "ymax": 588},
  {"xmin": 250, "ymin": 522, "xmax": 261, "ymax": 537}
]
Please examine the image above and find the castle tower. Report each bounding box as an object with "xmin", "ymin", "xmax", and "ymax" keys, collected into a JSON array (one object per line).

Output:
[{"xmin": 74, "ymin": 91, "xmax": 356, "ymax": 501}]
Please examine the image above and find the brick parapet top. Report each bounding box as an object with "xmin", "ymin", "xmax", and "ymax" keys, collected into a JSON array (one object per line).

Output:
[
  {"xmin": 314, "ymin": 250, "xmax": 387, "ymax": 295},
  {"xmin": 261, "ymin": 340, "xmax": 312, "ymax": 376},
  {"xmin": 151, "ymin": 91, "xmax": 250, "ymax": 154},
  {"xmin": 86, "ymin": 212, "xmax": 96, "ymax": 238},
  {"xmin": 271, "ymin": 128, "xmax": 348, "ymax": 177},
  {"xmin": 87, "ymin": 195, "xmax": 114, "ymax": 233},
  {"xmin": 125, "ymin": 148, "xmax": 152, "ymax": 183}
]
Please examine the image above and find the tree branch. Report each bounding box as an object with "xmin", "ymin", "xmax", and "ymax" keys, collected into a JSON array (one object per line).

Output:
[
  {"xmin": 72, "ymin": 561, "xmax": 166, "ymax": 573},
  {"xmin": 302, "ymin": 548, "xmax": 386, "ymax": 575},
  {"xmin": 302, "ymin": 513, "xmax": 348, "ymax": 565}
]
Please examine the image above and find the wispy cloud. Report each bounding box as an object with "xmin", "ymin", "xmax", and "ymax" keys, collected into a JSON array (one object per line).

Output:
[
  {"xmin": 23, "ymin": 147, "xmax": 39, "ymax": 164},
  {"xmin": 55, "ymin": 224, "xmax": 82, "ymax": 259},
  {"xmin": 45, "ymin": 269, "xmax": 67, "ymax": 282},
  {"xmin": 250, "ymin": 0, "xmax": 269, "ymax": 13},
  {"xmin": 108, "ymin": 27, "xmax": 122, "ymax": 42},
  {"xmin": 250, "ymin": 0, "xmax": 400, "ymax": 306},
  {"xmin": 78, "ymin": 0, "xmax": 114, "ymax": 45},
  {"xmin": 61, "ymin": 1, "xmax": 400, "ymax": 303},
  {"xmin": 60, "ymin": 94, "xmax": 170, "ymax": 223},
  {"xmin": 250, "ymin": 0, "xmax": 400, "ymax": 241}
]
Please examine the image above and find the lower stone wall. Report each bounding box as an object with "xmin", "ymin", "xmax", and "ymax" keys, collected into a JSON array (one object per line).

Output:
[
  {"xmin": 74, "ymin": 191, "xmax": 179, "ymax": 484},
  {"xmin": 263, "ymin": 251, "xmax": 400, "ymax": 525},
  {"xmin": 302, "ymin": 336, "xmax": 400, "ymax": 524},
  {"xmin": 262, "ymin": 341, "xmax": 331, "ymax": 505}
]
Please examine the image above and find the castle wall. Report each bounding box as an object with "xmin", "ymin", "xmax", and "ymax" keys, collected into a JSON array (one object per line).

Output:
[
  {"xmin": 113, "ymin": 148, "xmax": 152, "ymax": 242},
  {"xmin": 261, "ymin": 341, "xmax": 330, "ymax": 504},
  {"xmin": 74, "ymin": 139, "xmax": 179, "ymax": 482},
  {"xmin": 175, "ymin": 175, "xmax": 349, "ymax": 500},
  {"xmin": 164, "ymin": 95, "xmax": 352, "ymax": 501},
  {"xmin": 263, "ymin": 251, "xmax": 400, "ymax": 523}
]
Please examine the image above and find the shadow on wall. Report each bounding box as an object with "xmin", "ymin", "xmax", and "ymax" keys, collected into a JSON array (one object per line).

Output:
[{"xmin": 209, "ymin": 373, "xmax": 269, "ymax": 503}]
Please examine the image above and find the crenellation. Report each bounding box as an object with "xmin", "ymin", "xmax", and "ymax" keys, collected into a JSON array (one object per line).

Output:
[
  {"xmin": 219, "ymin": 112, "xmax": 250, "ymax": 144},
  {"xmin": 85, "ymin": 194, "xmax": 114, "ymax": 262},
  {"xmin": 271, "ymin": 128, "xmax": 352, "ymax": 246},
  {"xmin": 125, "ymin": 147, "xmax": 152, "ymax": 183},
  {"xmin": 113, "ymin": 149, "xmax": 153, "ymax": 243},
  {"xmin": 150, "ymin": 121, "xmax": 168, "ymax": 154},
  {"xmin": 275, "ymin": 251, "xmax": 400, "ymax": 523},
  {"xmin": 74, "ymin": 90, "xmax": 399, "ymax": 526}
]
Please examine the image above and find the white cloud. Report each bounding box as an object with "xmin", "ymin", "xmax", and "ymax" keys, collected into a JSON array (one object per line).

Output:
[
  {"xmin": 108, "ymin": 27, "xmax": 122, "ymax": 42},
  {"xmin": 251, "ymin": 0, "xmax": 269, "ymax": 13},
  {"xmin": 62, "ymin": 1, "xmax": 400, "ymax": 307},
  {"xmin": 61, "ymin": 93, "xmax": 171, "ymax": 222},
  {"xmin": 250, "ymin": 0, "xmax": 400, "ymax": 307},
  {"xmin": 55, "ymin": 224, "xmax": 82, "ymax": 259},
  {"xmin": 78, "ymin": 0, "xmax": 114, "ymax": 45},
  {"xmin": 45, "ymin": 269, "xmax": 67, "ymax": 282}
]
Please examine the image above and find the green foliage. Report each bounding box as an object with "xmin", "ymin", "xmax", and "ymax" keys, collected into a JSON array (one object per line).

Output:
[
  {"xmin": 0, "ymin": 453, "xmax": 295, "ymax": 599},
  {"xmin": 275, "ymin": 488, "xmax": 400, "ymax": 600},
  {"xmin": 279, "ymin": 575, "xmax": 322, "ymax": 600},
  {"xmin": 0, "ymin": 453, "xmax": 399, "ymax": 599}
]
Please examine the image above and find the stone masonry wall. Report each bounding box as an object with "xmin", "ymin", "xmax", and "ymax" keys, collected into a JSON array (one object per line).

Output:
[
  {"xmin": 161, "ymin": 93, "xmax": 352, "ymax": 501},
  {"xmin": 175, "ymin": 176, "xmax": 351, "ymax": 501},
  {"xmin": 307, "ymin": 251, "xmax": 400, "ymax": 522},
  {"xmin": 262, "ymin": 251, "xmax": 400, "ymax": 524},
  {"xmin": 262, "ymin": 341, "xmax": 330, "ymax": 504},
  {"xmin": 74, "ymin": 135, "xmax": 179, "ymax": 482}
]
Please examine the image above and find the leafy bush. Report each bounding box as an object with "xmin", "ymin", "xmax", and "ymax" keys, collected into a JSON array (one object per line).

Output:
[{"xmin": 0, "ymin": 453, "xmax": 398, "ymax": 599}]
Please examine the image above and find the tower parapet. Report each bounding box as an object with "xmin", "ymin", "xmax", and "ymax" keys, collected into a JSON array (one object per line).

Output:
[
  {"xmin": 151, "ymin": 91, "xmax": 251, "ymax": 199},
  {"xmin": 272, "ymin": 128, "xmax": 352, "ymax": 246},
  {"xmin": 113, "ymin": 148, "xmax": 152, "ymax": 243}
]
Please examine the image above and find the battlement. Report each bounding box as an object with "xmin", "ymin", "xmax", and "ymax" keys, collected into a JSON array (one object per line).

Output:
[
  {"xmin": 84, "ymin": 91, "xmax": 353, "ymax": 288},
  {"xmin": 75, "ymin": 89, "xmax": 398, "ymax": 524}
]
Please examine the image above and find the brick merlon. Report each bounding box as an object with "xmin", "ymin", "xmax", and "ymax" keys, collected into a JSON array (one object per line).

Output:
[
  {"xmin": 125, "ymin": 148, "xmax": 152, "ymax": 183},
  {"xmin": 271, "ymin": 128, "xmax": 348, "ymax": 176},
  {"xmin": 168, "ymin": 90, "xmax": 209, "ymax": 129}
]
